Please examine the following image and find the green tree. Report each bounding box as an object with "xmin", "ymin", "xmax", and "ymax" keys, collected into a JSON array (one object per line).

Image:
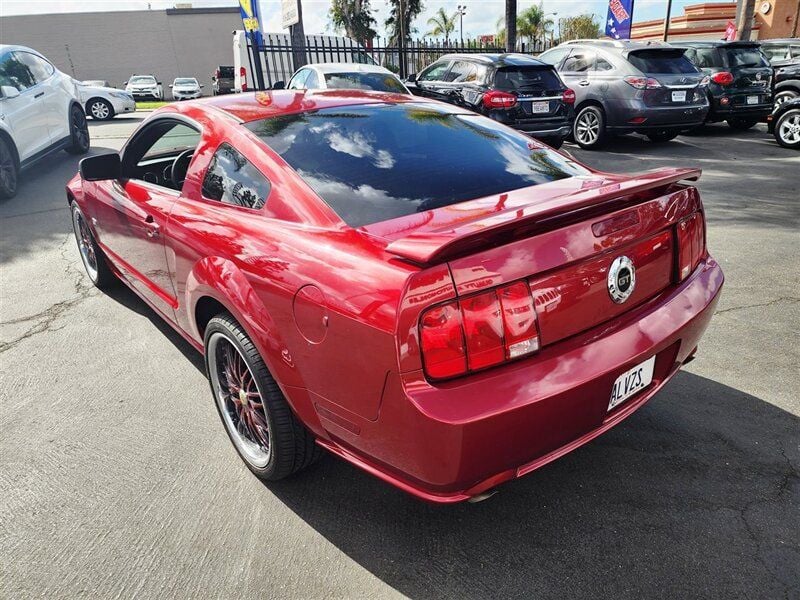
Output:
[
  {"xmin": 426, "ymin": 7, "xmax": 457, "ymax": 42},
  {"xmin": 385, "ymin": 0, "xmax": 424, "ymax": 44},
  {"xmin": 329, "ymin": 0, "xmax": 377, "ymax": 45},
  {"xmin": 516, "ymin": 3, "xmax": 553, "ymax": 49},
  {"xmin": 560, "ymin": 14, "xmax": 600, "ymax": 42}
]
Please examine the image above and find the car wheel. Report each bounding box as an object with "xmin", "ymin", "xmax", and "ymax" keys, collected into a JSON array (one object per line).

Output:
[
  {"xmin": 773, "ymin": 108, "xmax": 800, "ymax": 149},
  {"xmin": 726, "ymin": 118, "xmax": 758, "ymax": 131},
  {"xmin": 774, "ymin": 90, "xmax": 799, "ymax": 107},
  {"xmin": 573, "ymin": 106, "xmax": 607, "ymax": 149},
  {"xmin": 65, "ymin": 105, "xmax": 90, "ymax": 155},
  {"xmin": 205, "ymin": 313, "xmax": 322, "ymax": 481},
  {"xmin": 646, "ymin": 129, "xmax": 680, "ymax": 142},
  {"xmin": 0, "ymin": 136, "xmax": 19, "ymax": 200},
  {"xmin": 87, "ymin": 98, "xmax": 115, "ymax": 120},
  {"xmin": 70, "ymin": 202, "xmax": 115, "ymax": 288}
]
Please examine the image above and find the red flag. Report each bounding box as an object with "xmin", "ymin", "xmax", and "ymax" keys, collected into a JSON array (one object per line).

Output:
[{"xmin": 724, "ymin": 20, "xmax": 736, "ymax": 41}]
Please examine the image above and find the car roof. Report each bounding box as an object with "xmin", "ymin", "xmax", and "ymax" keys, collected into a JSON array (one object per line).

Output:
[
  {"xmin": 304, "ymin": 63, "xmax": 396, "ymax": 75},
  {"xmin": 672, "ymin": 40, "xmax": 762, "ymax": 47},
  {"xmin": 559, "ymin": 39, "xmax": 670, "ymax": 52},
  {"xmin": 438, "ymin": 53, "xmax": 549, "ymax": 67},
  {"xmin": 0, "ymin": 44, "xmax": 44, "ymax": 56},
  {"xmin": 199, "ymin": 89, "xmax": 436, "ymax": 123}
]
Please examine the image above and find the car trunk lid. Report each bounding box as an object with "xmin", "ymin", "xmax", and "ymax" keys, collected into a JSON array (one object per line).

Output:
[{"xmin": 626, "ymin": 49, "xmax": 706, "ymax": 107}]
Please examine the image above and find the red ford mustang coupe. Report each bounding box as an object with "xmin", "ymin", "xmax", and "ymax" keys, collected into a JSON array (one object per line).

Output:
[{"xmin": 68, "ymin": 90, "xmax": 723, "ymax": 502}]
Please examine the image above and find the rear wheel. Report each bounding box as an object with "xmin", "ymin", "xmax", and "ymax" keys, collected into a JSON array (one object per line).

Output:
[
  {"xmin": 65, "ymin": 105, "xmax": 90, "ymax": 154},
  {"xmin": 205, "ymin": 314, "xmax": 322, "ymax": 481},
  {"xmin": 726, "ymin": 117, "xmax": 758, "ymax": 131},
  {"xmin": 646, "ymin": 129, "xmax": 680, "ymax": 143},
  {"xmin": 70, "ymin": 202, "xmax": 115, "ymax": 288},
  {"xmin": 774, "ymin": 108, "xmax": 800, "ymax": 149},
  {"xmin": 774, "ymin": 89, "xmax": 799, "ymax": 107},
  {"xmin": 87, "ymin": 98, "xmax": 114, "ymax": 120},
  {"xmin": 573, "ymin": 106, "xmax": 607, "ymax": 149},
  {"xmin": 0, "ymin": 136, "xmax": 19, "ymax": 200}
]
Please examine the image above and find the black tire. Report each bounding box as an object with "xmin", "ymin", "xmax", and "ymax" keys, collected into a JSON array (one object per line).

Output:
[
  {"xmin": 0, "ymin": 136, "xmax": 19, "ymax": 200},
  {"xmin": 573, "ymin": 105, "xmax": 607, "ymax": 149},
  {"xmin": 205, "ymin": 313, "xmax": 322, "ymax": 481},
  {"xmin": 726, "ymin": 118, "xmax": 758, "ymax": 131},
  {"xmin": 65, "ymin": 105, "xmax": 90, "ymax": 154},
  {"xmin": 70, "ymin": 201, "xmax": 116, "ymax": 289},
  {"xmin": 86, "ymin": 98, "xmax": 115, "ymax": 121},
  {"xmin": 773, "ymin": 108, "xmax": 800, "ymax": 149},
  {"xmin": 774, "ymin": 89, "xmax": 799, "ymax": 107},
  {"xmin": 646, "ymin": 129, "xmax": 680, "ymax": 142}
]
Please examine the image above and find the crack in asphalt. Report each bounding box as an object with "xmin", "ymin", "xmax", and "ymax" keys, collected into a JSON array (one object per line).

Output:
[{"xmin": 715, "ymin": 297, "xmax": 800, "ymax": 316}]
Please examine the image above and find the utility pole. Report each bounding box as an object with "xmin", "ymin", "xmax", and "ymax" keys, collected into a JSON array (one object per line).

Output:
[
  {"xmin": 505, "ymin": 0, "xmax": 517, "ymax": 52},
  {"xmin": 289, "ymin": 0, "xmax": 307, "ymax": 70},
  {"xmin": 662, "ymin": 0, "xmax": 673, "ymax": 41},
  {"xmin": 398, "ymin": 0, "xmax": 406, "ymax": 78},
  {"xmin": 457, "ymin": 5, "xmax": 467, "ymax": 45},
  {"xmin": 736, "ymin": 0, "xmax": 755, "ymax": 40}
]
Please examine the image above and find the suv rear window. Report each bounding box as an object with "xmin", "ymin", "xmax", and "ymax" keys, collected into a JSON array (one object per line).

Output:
[
  {"xmin": 627, "ymin": 50, "xmax": 698, "ymax": 74},
  {"xmin": 724, "ymin": 46, "xmax": 769, "ymax": 68},
  {"xmin": 218, "ymin": 66, "xmax": 234, "ymax": 78},
  {"xmin": 246, "ymin": 104, "xmax": 588, "ymax": 227},
  {"xmin": 493, "ymin": 66, "xmax": 562, "ymax": 92}
]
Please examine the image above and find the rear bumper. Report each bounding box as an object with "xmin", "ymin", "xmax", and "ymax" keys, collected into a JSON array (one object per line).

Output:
[
  {"xmin": 606, "ymin": 98, "xmax": 709, "ymax": 130},
  {"xmin": 708, "ymin": 103, "xmax": 772, "ymax": 121},
  {"xmin": 317, "ymin": 258, "xmax": 724, "ymax": 503}
]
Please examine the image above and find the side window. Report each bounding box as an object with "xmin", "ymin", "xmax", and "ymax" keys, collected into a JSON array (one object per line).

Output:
[
  {"xmin": 122, "ymin": 119, "xmax": 202, "ymax": 191},
  {"xmin": 21, "ymin": 52, "xmax": 54, "ymax": 82},
  {"xmin": 142, "ymin": 123, "xmax": 201, "ymax": 161},
  {"xmin": 304, "ymin": 69, "xmax": 320, "ymax": 89},
  {"xmin": 288, "ymin": 69, "xmax": 309, "ymax": 89},
  {"xmin": 791, "ymin": 45, "xmax": 800, "ymax": 59},
  {"xmin": 594, "ymin": 56, "xmax": 614, "ymax": 71},
  {"xmin": 562, "ymin": 51, "xmax": 596, "ymax": 72},
  {"xmin": 445, "ymin": 61, "xmax": 478, "ymax": 83},
  {"xmin": 202, "ymin": 143, "xmax": 271, "ymax": 210},
  {"xmin": 0, "ymin": 52, "xmax": 36, "ymax": 91},
  {"xmin": 694, "ymin": 48, "xmax": 718, "ymax": 69},
  {"xmin": 539, "ymin": 47, "xmax": 570, "ymax": 68},
  {"xmin": 418, "ymin": 61, "xmax": 451, "ymax": 82}
]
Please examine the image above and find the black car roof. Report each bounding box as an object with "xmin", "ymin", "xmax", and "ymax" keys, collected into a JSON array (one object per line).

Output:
[
  {"xmin": 439, "ymin": 53, "xmax": 549, "ymax": 67},
  {"xmin": 672, "ymin": 40, "xmax": 762, "ymax": 48}
]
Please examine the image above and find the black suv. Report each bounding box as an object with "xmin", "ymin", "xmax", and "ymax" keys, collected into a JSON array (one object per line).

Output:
[
  {"xmin": 405, "ymin": 54, "xmax": 574, "ymax": 148},
  {"xmin": 675, "ymin": 41, "xmax": 774, "ymax": 130},
  {"xmin": 759, "ymin": 38, "xmax": 800, "ymax": 106}
]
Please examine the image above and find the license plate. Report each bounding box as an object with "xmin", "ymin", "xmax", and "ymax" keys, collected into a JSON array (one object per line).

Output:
[
  {"xmin": 747, "ymin": 95, "xmax": 759, "ymax": 105},
  {"xmin": 532, "ymin": 101, "xmax": 549, "ymax": 113},
  {"xmin": 671, "ymin": 90, "xmax": 686, "ymax": 102},
  {"xmin": 608, "ymin": 355, "xmax": 656, "ymax": 411}
]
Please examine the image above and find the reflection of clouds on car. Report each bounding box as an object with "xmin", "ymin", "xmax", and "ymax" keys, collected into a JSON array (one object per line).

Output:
[{"xmin": 201, "ymin": 143, "xmax": 270, "ymax": 209}]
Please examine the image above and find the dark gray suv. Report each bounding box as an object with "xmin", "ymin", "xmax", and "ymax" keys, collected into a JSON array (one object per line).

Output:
[{"xmin": 540, "ymin": 40, "xmax": 710, "ymax": 149}]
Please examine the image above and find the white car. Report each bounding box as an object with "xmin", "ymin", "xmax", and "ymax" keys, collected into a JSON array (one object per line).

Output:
[
  {"xmin": 0, "ymin": 44, "xmax": 90, "ymax": 200},
  {"xmin": 124, "ymin": 75, "xmax": 163, "ymax": 101},
  {"xmin": 170, "ymin": 77, "xmax": 203, "ymax": 100},
  {"xmin": 78, "ymin": 82, "xmax": 136, "ymax": 120},
  {"xmin": 283, "ymin": 63, "xmax": 410, "ymax": 94}
]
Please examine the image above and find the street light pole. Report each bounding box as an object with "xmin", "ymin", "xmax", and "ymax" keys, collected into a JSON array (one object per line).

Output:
[{"xmin": 457, "ymin": 5, "xmax": 467, "ymax": 45}]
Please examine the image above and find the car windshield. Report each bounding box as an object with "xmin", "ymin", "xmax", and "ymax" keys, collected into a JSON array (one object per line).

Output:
[
  {"xmin": 724, "ymin": 46, "xmax": 770, "ymax": 68},
  {"xmin": 174, "ymin": 78, "xmax": 197, "ymax": 85},
  {"xmin": 246, "ymin": 104, "xmax": 589, "ymax": 227},
  {"xmin": 323, "ymin": 72, "xmax": 406, "ymax": 93},
  {"xmin": 494, "ymin": 66, "xmax": 562, "ymax": 91},
  {"xmin": 628, "ymin": 50, "xmax": 699, "ymax": 74},
  {"xmin": 130, "ymin": 76, "xmax": 155, "ymax": 84}
]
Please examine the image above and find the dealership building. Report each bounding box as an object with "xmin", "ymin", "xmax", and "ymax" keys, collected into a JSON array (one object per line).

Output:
[{"xmin": 0, "ymin": 5, "xmax": 241, "ymax": 92}]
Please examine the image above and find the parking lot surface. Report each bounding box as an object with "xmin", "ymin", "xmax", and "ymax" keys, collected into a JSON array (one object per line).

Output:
[{"xmin": 1, "ymin": 113, "xmax": 798, "ymax": 599}]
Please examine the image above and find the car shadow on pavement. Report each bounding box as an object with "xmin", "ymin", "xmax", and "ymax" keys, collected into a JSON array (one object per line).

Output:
[{"xmin": 265, "ymin": 372, "xmax": 799, "ymax": 599}]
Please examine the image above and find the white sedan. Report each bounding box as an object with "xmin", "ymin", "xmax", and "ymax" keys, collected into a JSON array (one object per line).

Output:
[
  {"xmin": 78, "ymin": 82, "xmax": 136, "ymax": 120},
  {"xmin": 282, "ymin": 63, "xmax": 410, "ymax": 94}
]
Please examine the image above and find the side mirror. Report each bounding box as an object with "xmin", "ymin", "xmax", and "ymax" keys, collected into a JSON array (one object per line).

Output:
[
  {"xmin": 272, "ymin": 80, "xmax": 285, "ymax": 90},
  {"xmin": 80, "ymin": 152, "xmax": 121, "ymax": 181},
  {"xmin": 200, "ymin": 84, "xmax": 205, "ymax": 88},
  {"xmin": 123, "ymin": 81, "xmax": 128, "ymax": 86},
  {"xmin": 406, "ymin": 73, "xmax": 417, "ymax": 83},
  {"xmin": 0, "ymin": 86, "xmax": 20, "ymax": 99},
  {"xmin": 211, "ymin": 76, "xmax": 217, "ymax": 81},
  {"xmin": 169, "ymin": 84, "xmax": 174, "ymax": 88},
  {"xmin": 157, "ymin": 81, "xmax": 162, "ymax": 85}
]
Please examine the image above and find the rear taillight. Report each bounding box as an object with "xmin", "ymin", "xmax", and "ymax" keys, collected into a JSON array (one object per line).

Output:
[
  {"xmin": 676, "ymin": 213, "xmax": 705, "ymax": 281},
  {"xmin": 240, "ymin": 66, "xmax": 248, "ymax": 91},
  {"xmin": 482, "ymin": 90, "xmax": 517, "ymax": 109},
  {"xmin": 562, "ymin": 89, "xmax": 576, "ymax": 104},
  {"xmin": 624, "ymin": 76, "xmax": 663, "ymax": 90},
  {"xmin": 419, "ymin": 281, "xmax": 540, "ymax": 380},
  {"xmin": 711, "ymin": 71, "xmax": 734, "ymax": 86}
]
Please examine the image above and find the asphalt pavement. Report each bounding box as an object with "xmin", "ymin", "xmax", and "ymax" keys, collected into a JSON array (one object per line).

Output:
[{"xmin": 1, "ymin": 113, "xmax": 798, "ymax": 599}]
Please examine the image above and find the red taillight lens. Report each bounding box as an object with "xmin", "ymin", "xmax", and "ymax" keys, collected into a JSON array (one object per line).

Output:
[
  {"xmin": 240, "ymin": 66, "xmax": 248, "ymax": 91},
  {"xmin": 420, "ymin": 301, "xmax": 467, "ymax": 379},
  {"xmin": 624, "ymin": 76, "xmax": 662, "ymax": 90},
  {"xmin": 483, "ymin": 90, "xmax": 517, "ymax": 109},
  {"xmin": 420, "ymin": 282, "xmax": 540, "ymax": 379},
  {"xmin": 677, "ymin": 213, "xmax": 705, "ymax": 281},
  {"xmin": 711, "ymin": 71, "xmax": 734, "ymax": 86},
  {"xmin": 562, "ymin": 89, "xmax": 576, "ymax": 104}
]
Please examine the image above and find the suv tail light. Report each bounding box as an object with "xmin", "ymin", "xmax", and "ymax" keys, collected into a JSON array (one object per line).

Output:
[
  {"xmin": 483, "ymin": 90, "xmax": 517, "ymax": 109},
  {"xmin": 624, "ymin": 76, "xmax": 663, "ymax": 90},
  {"xmin": 240, "ymin": 66, "xmax": 248, "ymax": 91},
  {"xmin": 676, "ymin": 212, "xmax": 705, "ymax": 281},
  {"xmin": 711, "ymin": 71, "xmax": 734, "ymax": 86},
  {"xmin": 562, "ymin": 89, "xmax": 576, "ymax": 104},
  {"xmin": 420, "ymin": 281, "xmax": 540, "ymax": 379}
]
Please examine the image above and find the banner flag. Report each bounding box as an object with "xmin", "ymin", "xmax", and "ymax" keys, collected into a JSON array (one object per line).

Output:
[{"xmin": 605, "ymin": 0, "xmax": 635, "ymax": 40}]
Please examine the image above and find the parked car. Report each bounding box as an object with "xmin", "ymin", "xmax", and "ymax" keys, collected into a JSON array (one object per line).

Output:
[
  {"xmin": 0, "ymin": 44, "xmax": 89, "ymax": 200},
  {"xmin": 82, "ymin": 79, "xmax": 112, "ymax": 88},
  {"xmin": 124, "ymin": 75, "xmax": 163, "ymax": 101},
  {"xmin": 758, "ymin": 38, "xmax": 800, "ymax": 107},
  {"xmin": 767, "ymin": 96, "xmax": 800, "ymax": 149},
  {"xmin": 170, "ymin": 77, "xmax": 203, "ymax": 100},
  {"xmin": 77, "ymin": 81, "xmax": 135, "ymax": 120},
  {"xmin": 69, "ymin": 90, "xmax": 723, "ymax": 502},
  {"xmin": 539, "ymin": 40, "xmax": 709, "ymax": 149},
  {"xmin": 674, "ymin": 41, "xmax": 773, "ymax": 130},
  {"xmin": 212, "ymin": 66, "xmax": 234, "ymax": 95},
  {"xmin": 280, "ymin": 63, "xmax": 408, "ymax": 94},
  {"xmin": 405, "ymin": 53, "xmax": 574, "ymax": 149}
]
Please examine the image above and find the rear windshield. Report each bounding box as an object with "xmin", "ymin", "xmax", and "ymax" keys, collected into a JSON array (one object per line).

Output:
[
  {"xmin": 218, "ymin": 66, "xmax": 234, "ymax": 77},
  {"xmin": 493, "ymin": 66, "xmax": 562, "ymax": 91},
  {"xmin": 323, "ymin": 72, "xmax": 406, "ymax": 93},
  {"xmin": 246, "ymin": 104, "xmax": 588, "ymax": 227},
  {"xmin": 628, "ymin": 50, "xmax": 699, "ymax": 74},
  {"xmin": 724, "ymin": 46, "xmax": 770, "ymax": 68}
]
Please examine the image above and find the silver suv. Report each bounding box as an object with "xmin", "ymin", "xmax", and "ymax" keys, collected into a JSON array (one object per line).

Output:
[{"xmin": 539, "ymin": 40, "xmax": 709, "ymax": 149}]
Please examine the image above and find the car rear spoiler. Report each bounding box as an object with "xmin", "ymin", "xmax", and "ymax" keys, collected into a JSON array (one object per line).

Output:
[{"xmin": 385, "ymin": 167, "xmax": 701, "ymax": 265}]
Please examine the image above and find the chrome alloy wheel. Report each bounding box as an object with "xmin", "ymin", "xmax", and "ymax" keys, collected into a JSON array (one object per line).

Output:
[
  {"xmin": 575, "ymin": 110, "xmax": 600, "ymax": 145},
  {"xmin": 207, "ymin": 332, "xmax": 271, "ymax": 467},
  {"xmin": 777, "ymin": 112, "xmax": 800, "ymax": 145},
  {"xmin": 774, "ymin": 91, "xmax": 798, "ymax": 107},
  {"xmin": 90, "ymin": 100, "xmax": 110, "ymax": 119},
  {"xmin": 71, "ymin": 206, "xmax": 98, "ymax": 282}
]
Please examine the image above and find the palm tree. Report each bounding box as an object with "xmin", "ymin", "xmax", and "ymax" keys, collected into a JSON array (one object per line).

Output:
[
  {"xmin": 517, "ymin": 3, "xmax": 553, "ymax": 50},
  {"xmin": 426, "ymin": 8, "xmax": 458, "ymax": 42}
]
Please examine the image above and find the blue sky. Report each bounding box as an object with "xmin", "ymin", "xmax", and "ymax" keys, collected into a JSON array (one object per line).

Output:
[{"xmin": 1, "ymin": 0, "xmax": 716, "ymax": 38}]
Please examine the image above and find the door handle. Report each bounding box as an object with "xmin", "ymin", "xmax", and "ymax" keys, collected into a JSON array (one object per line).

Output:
[
  {"xmin": 578, "ymin": 80, "xmax": 590, "ymax": 87},
  {"xmin": 144, "ymin": 215, "xmax": 159, "ymax": 238},
  {"xmin": 34, "ymin": 91, "xmax": 45, "ymax": 98}
]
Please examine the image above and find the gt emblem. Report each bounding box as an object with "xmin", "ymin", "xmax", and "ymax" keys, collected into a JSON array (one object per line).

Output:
[{"xmin": 608, "ymin": 256, "xmax": 636, "ymax": 304}]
